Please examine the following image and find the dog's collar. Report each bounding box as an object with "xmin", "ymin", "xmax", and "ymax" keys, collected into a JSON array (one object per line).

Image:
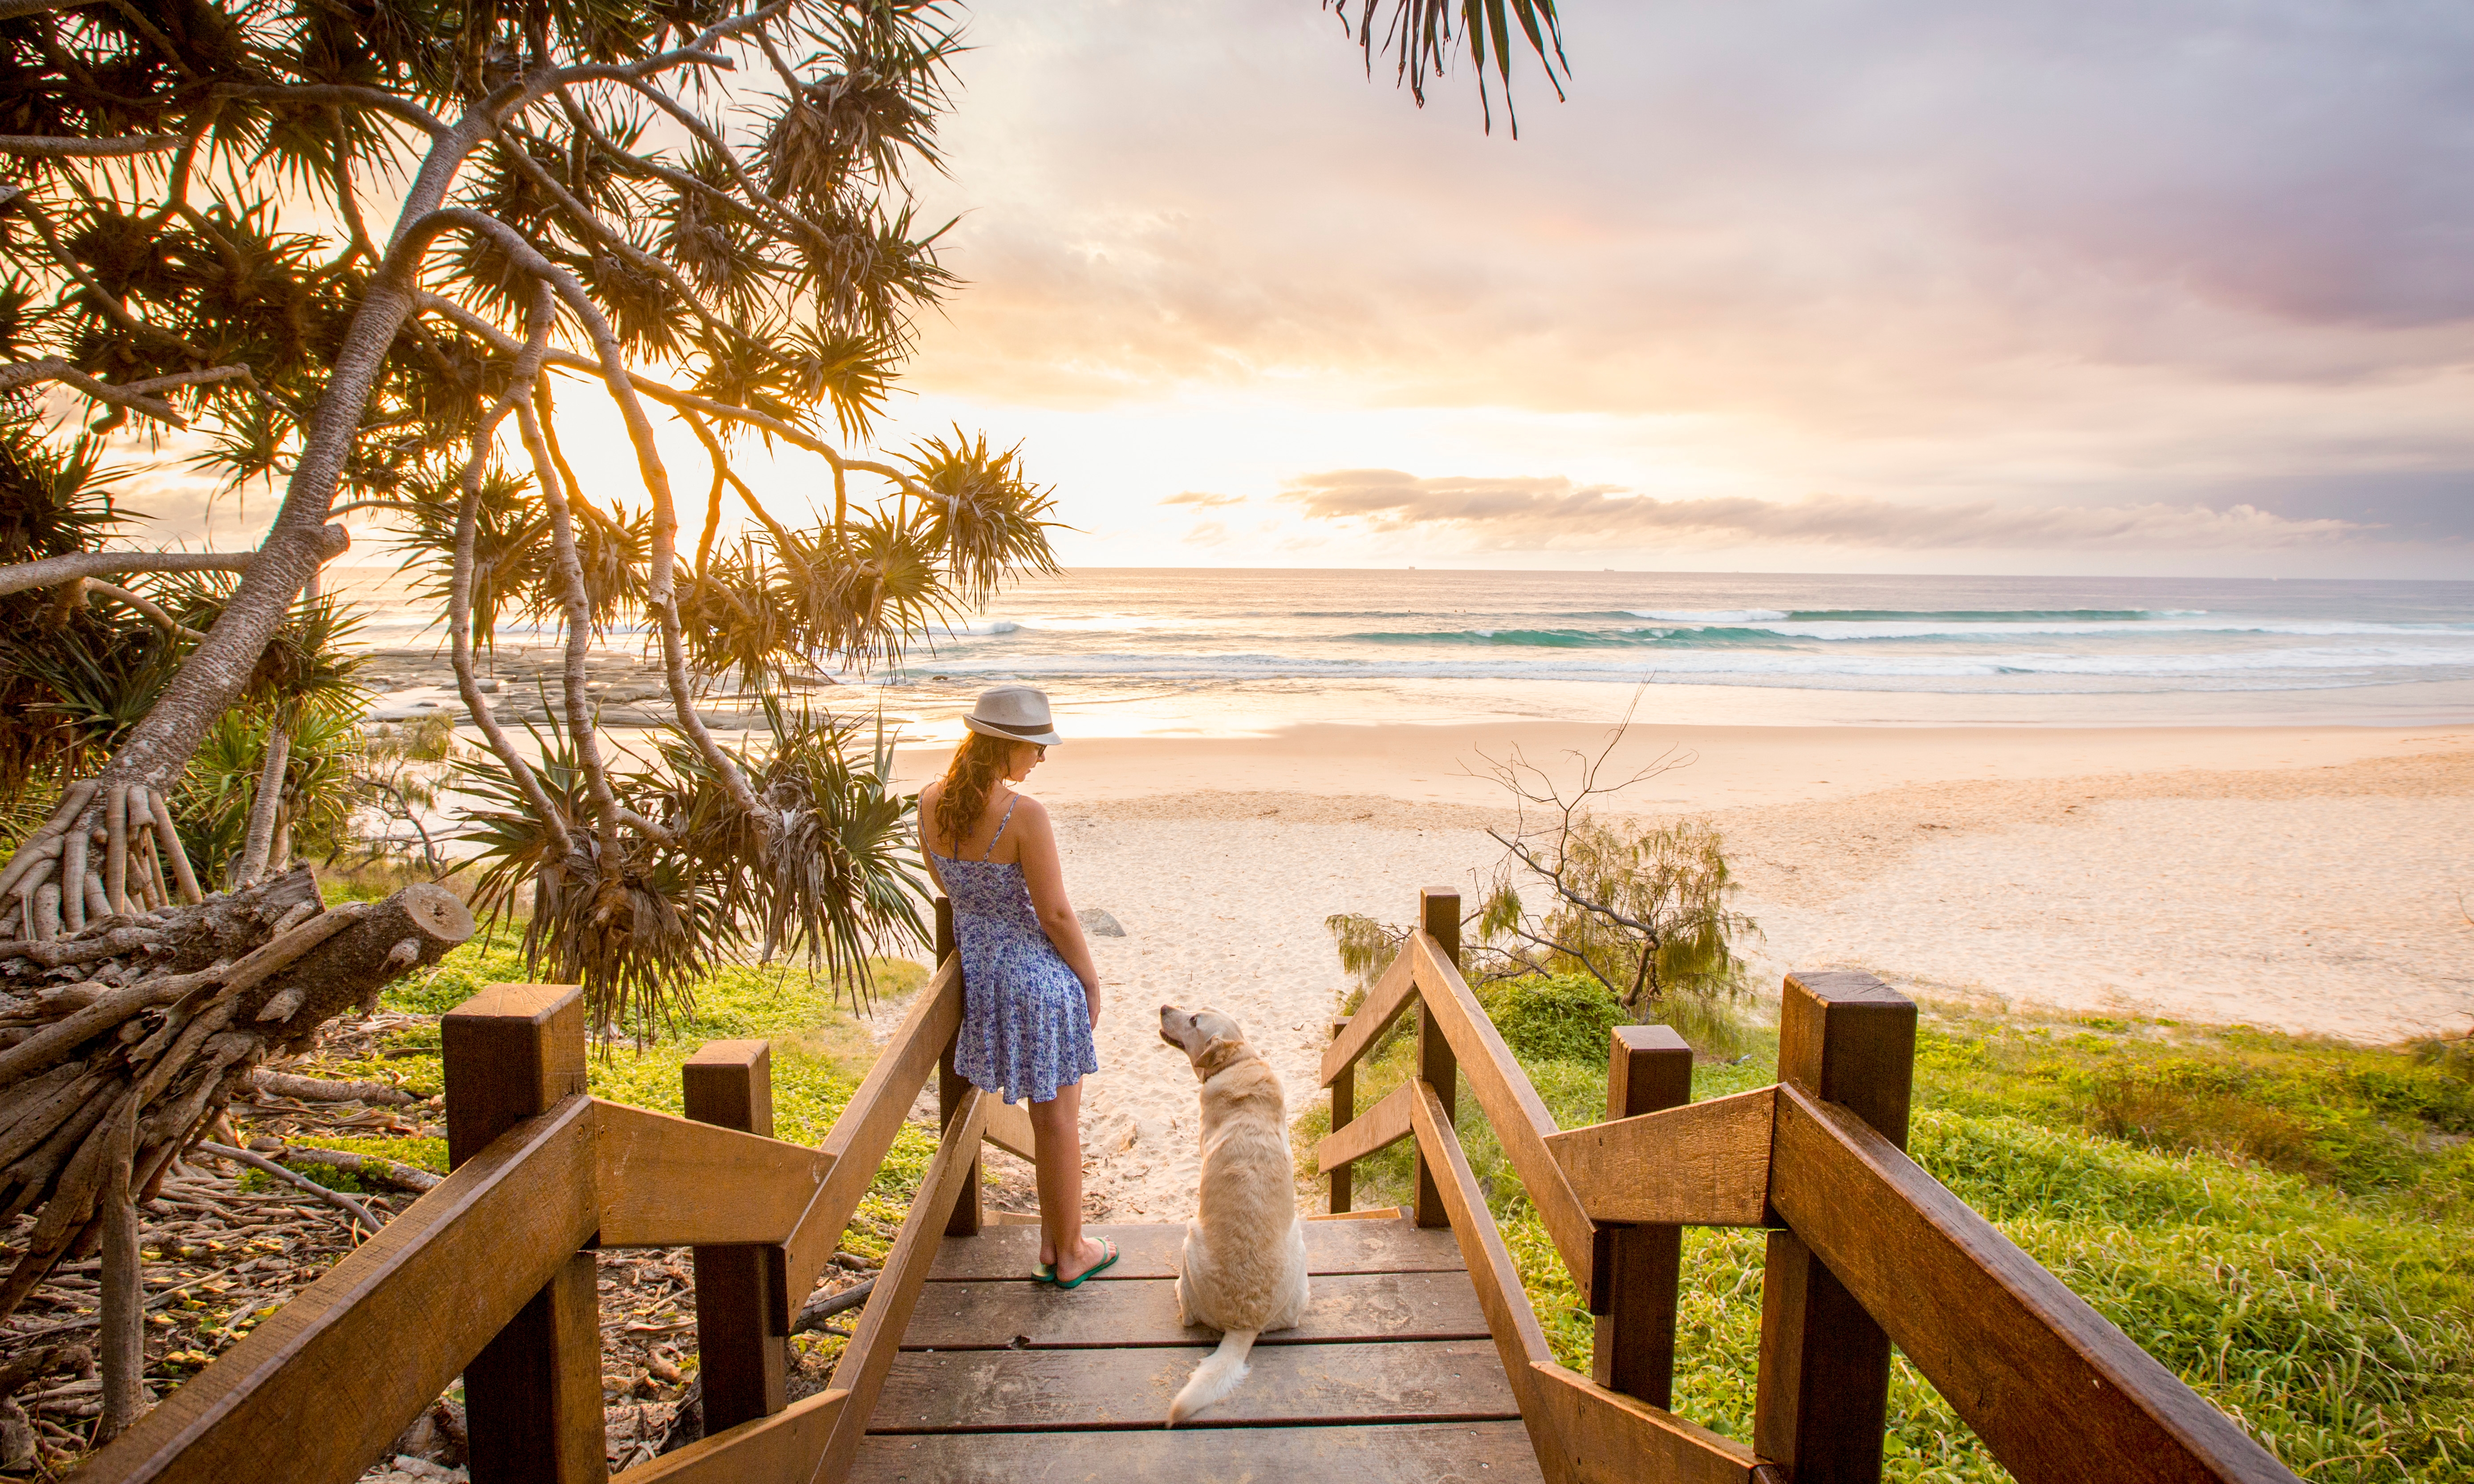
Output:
[{"xmin": 1193, "ymin": 1038, "xmax": 1252, "ymax": 1082}]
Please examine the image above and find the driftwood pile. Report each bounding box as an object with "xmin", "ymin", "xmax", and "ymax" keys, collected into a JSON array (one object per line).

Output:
[{"xmin": 0, "ymin": 858, "xmax": 475, "ymax": 1441}]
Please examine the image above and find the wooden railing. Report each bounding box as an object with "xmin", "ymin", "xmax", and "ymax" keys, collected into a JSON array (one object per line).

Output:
[
  {"xmin": 75, "ymin": 902, "xmax": 999, "ymax": 1484},
  {"xmin": 1319, "ymin": 888, "xmax": 2303, "ymax": 1484}
]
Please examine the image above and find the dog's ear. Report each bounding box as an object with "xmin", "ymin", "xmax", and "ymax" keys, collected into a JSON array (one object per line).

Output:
[{"xmin": 1193, "ymin": 1034, "xmax": 1248, "ymax": 1080}]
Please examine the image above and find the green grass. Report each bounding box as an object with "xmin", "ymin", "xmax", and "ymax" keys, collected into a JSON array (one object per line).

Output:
[
  {"xmin": 290, "ymin": 930, "xmax": 940, "ymax": 1261},
  {"xmin": 1295, "ymin": 979, "xmax": 2474, "ymax": 1483}
]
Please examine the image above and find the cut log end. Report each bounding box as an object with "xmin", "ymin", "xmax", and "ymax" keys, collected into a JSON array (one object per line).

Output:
[{"xmin": 398, "ymin": 883, "xmax": 475, "ymax": 945}]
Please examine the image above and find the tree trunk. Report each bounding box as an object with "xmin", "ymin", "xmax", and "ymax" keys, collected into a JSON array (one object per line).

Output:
[{"xmin": 237, "ymin": 725, "xmax": 292, "ymax": 887}]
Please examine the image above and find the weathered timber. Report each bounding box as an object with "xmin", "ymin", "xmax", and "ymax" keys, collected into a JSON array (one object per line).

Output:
[
  {"xmin": 1320, "ymin": 941, "xmax": 1416, "ymax": 1087},
  {"xmin": 925, "ymin": 1216, "xmax": 1467, "ymax": 1283},
  {"xmin": 934, "ymin": 896, "xmax": 980, "ymax": 1240},
  {"xmin": 1527, "ymin": 1361, "xmax": 1757, "ymax": 1484},
  {"xmin": 443, "ymin": 985, "xmax": 602, "ymax": 1484},
  {"xmin": 1754, "ymin": 970, "xmax": 1913, "ymax": 1484},
  {"xmin": 818, "ymin": 1087, "xmax": 986, "ymax": 1480},
  {"xmin": 592, "ymin": 1098, "xmax": 826, "ymax": 1247},
  {"xmin": 848, "ymin": 1421, "xmax": 1547, "ymax": 1484},
  {"xmin": 75, "ymin": 1098, "xmax": 599, "ymax": 1484},
  {"xmin": 1591, "ymin": 1024, "xmax": 1694, "ymax": 1406},
  {"xmin": 783, "ymin": 957, "xmax": 962, "ymax": 1315},
  {"xmin": 872, "ymin": 1339, "xmax": 1522, "ymax": 1432},
  {"xmin": 1768, "ymin": 1085, "xmax": 2298, "ymax": 1484},
  {"xmin": 979, "ymin": 1097, "xmax": 1036, "ymax": 1164},
  {"xmin": 1316, "ymin": 1078, "xmax": 1414, "ymax": 1176},
  {"xmin": 1544, "ymin": 1087, "xmax": 1776, "ymax": 1227},
  {"xmin": 681, "ymin": 1039, "xmax": 789, "ymax": 1437},
  {"xmin": 608, "ymin": 1387, "xmax": 847, "ymax": 1484},
  {"xmin": 1408, "ymin": 1077, "xmax": 1564, "ymax": 1477},
  {"xmin": 899, "ymin": 1271, "xmax": 1489, "ymax": 1351},
  {"xmin": 1328, "ymin": 1016, "xmax": 1355, "ymax": 1213},
  {"xmin": 1412, "ymin": 890, "xmax": 1459, "ymax": 1230},
  {"xmin": 1410, "ymin": 929, "xmax": 1597, "ymax": 1283}
]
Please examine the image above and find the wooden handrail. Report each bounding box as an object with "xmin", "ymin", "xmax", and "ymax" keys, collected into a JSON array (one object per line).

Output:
[
  {"xmin": 594, "ymin": 1099, "xmax": 833, "ymax": 1247},
  {"xmin": 1316, "ymin": 1078, "xmax": 1416, "ymax": 1176},
  {"xmin": 1768, "ymin": 1084, "xmax": 2297, "ymax": 1484},
  {"xmin": 1543, "ymin": 1087, "xmax": 1775, "ymax": 1227},
  {"xmin": 610, "ymin": 1388, "xmax": 850, "ymax": 1484},
  {"xmin": 1320, "ymin": 941, "xmax": 1418, "ymax": 1087},
  {"xmin": 783, "ymin": 955, "xmax": 964, "ymax": 1316},
  {"xmin": 1407, "ymin": 1077, "xmax": 1760, "ymax": 1484},
  {"xmin": 818, "ymin": 1086, "xmax": 989, "ymax": 1481},
  {"xmin": 80, "ymin": 1097, "xmax": 600, "ymax": 1484}
]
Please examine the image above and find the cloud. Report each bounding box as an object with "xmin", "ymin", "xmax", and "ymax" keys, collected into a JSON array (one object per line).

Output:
[
  {"xmin": 1281, "ymin": 470, "xmax": 2376, "ymax": 551},
  {"xmin": 1180, "ymin": 520, "xmax": 1232, "ymax": 545},
  {"xmin": 1160, "ymin": 491, "xmax": 1246, "ymax": 508}
]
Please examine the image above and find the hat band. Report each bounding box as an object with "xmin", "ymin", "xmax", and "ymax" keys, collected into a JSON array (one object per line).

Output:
[{"xmin": 972, "ymin": 715, "xmax": 1054, "ymax": 737}]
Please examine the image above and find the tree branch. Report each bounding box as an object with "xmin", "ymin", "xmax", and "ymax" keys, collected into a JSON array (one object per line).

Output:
[
  {"xmin": 0, "ymin": 359, "xmax": 256, "ymax": 428},
  {"xmin": 82, "ymin": 581, "xmax": 207, "ymax": 641},
  {"xmin": 0, "ymin": 132, "xmax": 179, "ymax": 158},
  {"xmin": 0, "ymin": 549, "xmax": 262, "ymax": 600},
  {"xmin": 209, "ymin": 83, "xmax": 446, "ymax": 137}
]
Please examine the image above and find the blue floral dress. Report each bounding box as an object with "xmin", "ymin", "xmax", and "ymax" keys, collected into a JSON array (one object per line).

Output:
[{"xmin": 930, "ymin": 795, "xmax": 1098, "ymax": 1105}]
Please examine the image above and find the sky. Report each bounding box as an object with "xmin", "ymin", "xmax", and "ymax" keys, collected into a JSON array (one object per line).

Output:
[{"xmin": 141, "ymin": 0, "xmax": 2474, "ymax": 578}]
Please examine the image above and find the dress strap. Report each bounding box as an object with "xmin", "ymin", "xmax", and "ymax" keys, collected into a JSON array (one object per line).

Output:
[{"xmin": 982, "ymin": 794, "xmax": 1022, "ymax": 860}]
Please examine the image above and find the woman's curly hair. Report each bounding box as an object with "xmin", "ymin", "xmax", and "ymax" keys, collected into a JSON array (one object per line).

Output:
[{"xmin": 933, "ymin": 730, "xmax": 1020, "ymax": 855}]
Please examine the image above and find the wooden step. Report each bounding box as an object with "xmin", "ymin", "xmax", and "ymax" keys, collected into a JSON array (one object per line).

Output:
[
  {"xmin": 873, "ymin": 1339, "xmax": 1520, "ymax": 1433},
  {"xmin": 902, "ymin": 1271, "xmax": 1490, "ymax": 1350},
  {"xmin": 924, "ymin": 1218, "xmax": 1464, "ymax": 1283},
  {"xmin": 848, "ymin": 1420, "xmax": 1546, "ymax": 1482}
]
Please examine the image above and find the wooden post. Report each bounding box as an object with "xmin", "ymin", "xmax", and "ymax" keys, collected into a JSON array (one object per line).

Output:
[
  {"xmin": 685, "ymin": 1039, "xmax": 788, "ymax": 1436},
  {"xmin": 935, "ymin": 897, "xmax": 982, "ymax": 1238},
  {"xmin": 1591, "ymin": 1024, "xmax": 1692, "ymax": 1406},
  {"xmin": 1328, "ymin": 1018, "xmax": 1354, "ymax": 1214},
  {"xmin": 1754, "ymin": 969, "xmax": 1916, "ymax": 1484},
  {"xmin": 1412, "ymin": 887, "xmax": 1459, "ymax": 1230},
  {"xmin": 443, "ymin": 984, "xmax": 603, "ymax": 1484}
]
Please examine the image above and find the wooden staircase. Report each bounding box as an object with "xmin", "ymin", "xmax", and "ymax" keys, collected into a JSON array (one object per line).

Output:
[{"xmin": 850, "ymin": 1216, "xmax": 1544, "ymax": 1482}]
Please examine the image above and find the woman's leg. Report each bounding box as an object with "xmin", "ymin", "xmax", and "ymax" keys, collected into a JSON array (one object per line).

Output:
[{"xmin": 1027, "ymin": 1080, "xmax": 1105, "ymax": 1278}]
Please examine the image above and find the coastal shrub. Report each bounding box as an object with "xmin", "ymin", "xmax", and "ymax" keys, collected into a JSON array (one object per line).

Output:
[{"xmin": 1475, "ymin": 974, "xmax": 1626, "ymax": 1066}]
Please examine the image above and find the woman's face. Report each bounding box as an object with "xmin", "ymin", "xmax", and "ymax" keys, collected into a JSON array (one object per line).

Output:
[{"xmin": 1005, "ymin": 741, "xmax": 1047, "ymax": 782}]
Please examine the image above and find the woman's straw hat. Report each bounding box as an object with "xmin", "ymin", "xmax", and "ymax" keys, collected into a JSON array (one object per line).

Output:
[{"xmin": 963, "ymin": 685, "xmax": 1062, "ymax": 747}]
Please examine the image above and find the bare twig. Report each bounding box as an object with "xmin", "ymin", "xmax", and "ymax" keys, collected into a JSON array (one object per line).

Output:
[
  {"xmin": 195, "ymin": 1142, "xmax": 382, "ymax": 1235},
  {"xmin": 0, "ymin": 131, "xmax": 178, "ymax": 158}
]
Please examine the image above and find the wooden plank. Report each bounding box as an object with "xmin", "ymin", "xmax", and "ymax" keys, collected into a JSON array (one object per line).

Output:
[
  {"xmin": 1305, "ymin": 1204, "xmax": 1407, "ymax": 1223},
  {"xmin": 441, "ymin": 985, "xmax": 602, "ymax": 1484},
  {"xmin": 1320, "ymin": 935, "xmax": 1418, "ymax": 1088},
  {"xmin": 610, "ymin": 1387, "xmax": 846, "ymax": 1484},
  {"xmin": 925, "ymin": 1217, "xmax": 1467, "ymax": 1282},
  {"xmin": 594, "ymin": 1099, "xmax": 829, "ymax": 1246},
  {"xmin": 1770, "ymin": 1085, "xmax": 2298, "ymax": 1484},
  {"xmin": 870, "ymin": 1339, "xmax": 1521, "ymax": 1432},
  {"xmin": 935, "ymin": 898, "xmax": 981, "ymax": 1240},
  {"xmin": 848, "ymin": 1422, "xmax": 1548, "ymax": 1483},
  {"xmin": 1328, "ymin": 1017, "xmax": 1354, "ymax": 1213},
  {"xmin": 819, "ymin": 1089, "xmax": 988, "ymax": 1482},
  {"xmin": 1754, "ymin": 970, "xmax": 1913, "ymax": 1484},
  {"xmin": 1315, "ymin": 1078, "xmax": 1414, "ymax": 1176},
  {"xmin": 77, "ymin": 1099, "xmax": 598, "ymax": 1484},
  {"xmin": 1413, "ymin": 890, "xmax": 1462, "ymax": 1230},
  {"xmin": 1527, "ymin": 1362, "xmax": 1756, "ymax": 1484},
  {"xmin": 981, "ymin": 1097, "xmax": 1036, "ymax": 1163},
  {"xmin": 784, "ymin": 959, "xmax": 963, "ymax": 1312},
  {"xmin": 1412, "ymin": 933, "xmax": 1597, "ymax": 1285},
  {"xmin": 1591, "ymin": 1024, "xmax": 1693, "ymax": 1406},
  {"xmin": 682, "ymin": 1041, "xmax": 788, "ymax": 1437},
  {"xmin": 1407, "ymin": 1079, "xmax": 1557, "ymax": 1476},
  {"xmin": 851, "ymin": 1421, "xmax": 1543, "ymax": 1482},
  {"xmin": 1544, "ymin": 1088, "xmax": 1776, "ymax": 1228},
  {"xmin": 899, "ymin": 1271, "xmax": 1490, "ymax": 1350}
]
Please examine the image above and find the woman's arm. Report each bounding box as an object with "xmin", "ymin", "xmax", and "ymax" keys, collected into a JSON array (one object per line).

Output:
[
  {"xmin": 1012, "ymin": 799, "xmax": 1103, "ymax": 1026},
  {"xmin": 916, "ymin": 782, "xmax": 947, "ymax": 895}
]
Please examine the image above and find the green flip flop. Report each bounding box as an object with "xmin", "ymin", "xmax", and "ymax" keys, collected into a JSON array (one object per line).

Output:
[
  {"xmin": 1052, "ymin": 1239, "xmax": 1119, "ymax": 1291},
  {"xmin": 1033, "ymin": 1262, "xmax": 1056, "ymax": 1284}
]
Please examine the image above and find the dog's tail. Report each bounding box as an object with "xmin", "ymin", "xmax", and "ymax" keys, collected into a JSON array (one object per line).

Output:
[{"xmin": 1167, "ymin": 1329, "xmax": 1259, "ymax": 1428}]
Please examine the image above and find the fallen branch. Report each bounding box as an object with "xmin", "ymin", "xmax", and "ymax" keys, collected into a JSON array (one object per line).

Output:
[
  {"xmin": 271, "ymin": 1144, "xmax": 439, "ymax": 1192},
  {"xmin": 250, "ymin": 1069, "xmax": 419, "ymax": 1107},
  {"xmin": 792, "ymin": 1276, "xmax": 873, "ymax": 1334},
  {"xmin": 195, "ymin": 1142, "xmax": 382, "ymax": 1234}
]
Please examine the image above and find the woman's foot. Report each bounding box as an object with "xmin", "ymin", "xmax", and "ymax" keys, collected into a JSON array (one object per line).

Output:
[{"xmin": 1052, "ymin": 1236, "xmax": 1113, "ymax": 1285}]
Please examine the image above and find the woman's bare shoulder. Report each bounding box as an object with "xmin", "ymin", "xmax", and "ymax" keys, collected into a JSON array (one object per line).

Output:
[{"xmin": 1006, "ymin": 791, "xmax": 1054, "ymax": 831}]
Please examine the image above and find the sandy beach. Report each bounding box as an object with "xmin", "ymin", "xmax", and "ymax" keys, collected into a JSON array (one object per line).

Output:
[{"xmin": 887, "ymin": 723, "xmax": 2474, "ymax": 1221}]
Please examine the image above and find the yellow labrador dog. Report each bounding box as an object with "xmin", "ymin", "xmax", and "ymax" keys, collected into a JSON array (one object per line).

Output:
[{"xmin": 1158, "ymin": 1004, "xmax": 1310, "ymax": 1426}]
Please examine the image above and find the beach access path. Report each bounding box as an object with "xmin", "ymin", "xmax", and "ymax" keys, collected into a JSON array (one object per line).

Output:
[{"xmin": 898, "ymin": 723, "xmax": 2474, "ymax": 1221}]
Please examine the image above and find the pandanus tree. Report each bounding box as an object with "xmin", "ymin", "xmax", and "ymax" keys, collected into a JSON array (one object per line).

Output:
[{"xmin": 0, "ymin": 0, "xmax": 1568, "ymax": 1435}]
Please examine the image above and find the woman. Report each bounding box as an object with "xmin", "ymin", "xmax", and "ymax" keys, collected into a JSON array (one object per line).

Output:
[{"xmin": 918, "ymin": 686, "xmax": 1114, "ymax": 1286}]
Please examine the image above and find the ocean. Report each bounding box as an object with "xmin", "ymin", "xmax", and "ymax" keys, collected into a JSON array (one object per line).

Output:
[{"xmin": 330, "ymin": 568, "xmax": 2474, "ymax": 738}]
